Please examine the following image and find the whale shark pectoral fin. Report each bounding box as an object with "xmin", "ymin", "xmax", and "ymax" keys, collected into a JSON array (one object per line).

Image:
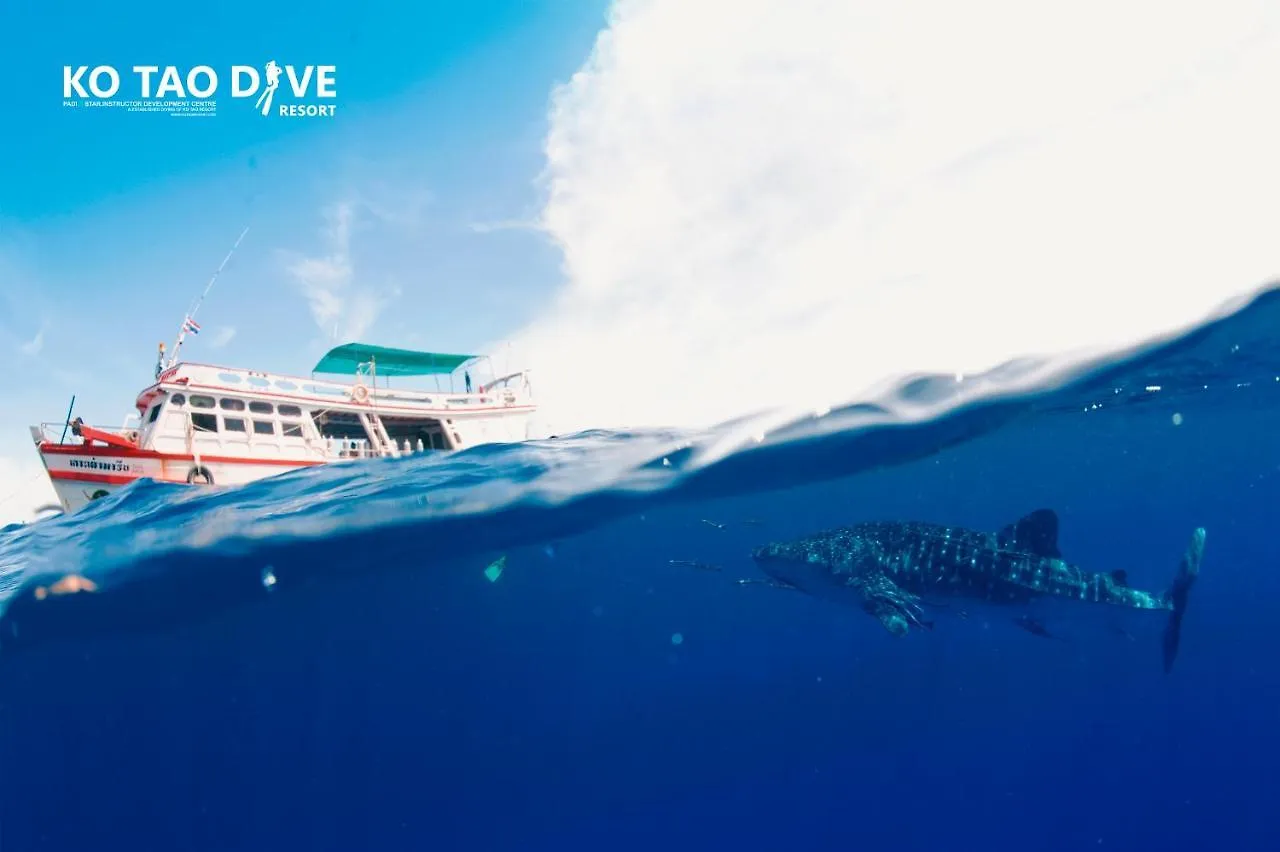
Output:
[
  {"xmin": 870, "ymin": 609, "xmax": 912, "ymax": 637},
  {"xmin": 848, "ymin": 572, "xmax": 933, "ymax": 636},
  {"xmin": 997, "ymin": 509, "xmax": 1062, "ymax": 559}
]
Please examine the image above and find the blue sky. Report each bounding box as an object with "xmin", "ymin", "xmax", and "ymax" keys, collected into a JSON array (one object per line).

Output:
[{"xmin": 0, "ymin": 0, "xmax": 609, "ymax": 516}]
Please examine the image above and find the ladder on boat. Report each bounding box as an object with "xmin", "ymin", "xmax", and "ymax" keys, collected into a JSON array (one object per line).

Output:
[{"xmin": 358, "ymin": 411, "xmax": 400, "ymax": 458}]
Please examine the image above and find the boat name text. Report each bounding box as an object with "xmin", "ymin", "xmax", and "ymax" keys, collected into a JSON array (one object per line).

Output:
[{"xmin": 69, "ymin": 458, "xmax": 132, "ymax": 473}]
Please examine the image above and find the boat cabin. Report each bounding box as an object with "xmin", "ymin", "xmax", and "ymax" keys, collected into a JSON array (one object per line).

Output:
[{"xmin": 132, "ymin": 342, "xmax": 534, "ymax": 463}]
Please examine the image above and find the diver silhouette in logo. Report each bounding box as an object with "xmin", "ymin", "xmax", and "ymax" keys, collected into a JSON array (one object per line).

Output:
[{"xmin": 255, "ymin": 60, "xmax": 281, "ymax": 116}]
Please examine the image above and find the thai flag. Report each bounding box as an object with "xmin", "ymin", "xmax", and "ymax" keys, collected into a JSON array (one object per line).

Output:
[{"xmin": 182, "ymin": 316, "xmax": 201, "ymax": 335}]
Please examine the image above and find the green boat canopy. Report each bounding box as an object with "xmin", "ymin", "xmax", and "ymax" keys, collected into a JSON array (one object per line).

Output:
[{"xmin": 313, "ymin": 343, "xmax": 477, "ymax": 377}]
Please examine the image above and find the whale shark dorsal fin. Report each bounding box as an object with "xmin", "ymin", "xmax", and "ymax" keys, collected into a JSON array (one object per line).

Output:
[{"xmin": 997, "ymin": 509, "xmax": 1062, "ymax": 559}]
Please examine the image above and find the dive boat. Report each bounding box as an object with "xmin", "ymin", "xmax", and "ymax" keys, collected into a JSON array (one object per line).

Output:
[{"xmin": 29, "ymin": 341, "xmax": 537, "ymax": 514}]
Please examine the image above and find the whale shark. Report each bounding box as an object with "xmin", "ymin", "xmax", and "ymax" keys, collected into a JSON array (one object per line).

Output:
[{"xmin": 750, "ymin": 509, "xmax": 1204, "ymax": 673}]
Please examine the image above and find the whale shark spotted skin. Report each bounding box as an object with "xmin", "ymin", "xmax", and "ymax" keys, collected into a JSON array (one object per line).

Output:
[{"xmin": 751, "ymin": 509, "xmax": 1204, "ymax": 673}]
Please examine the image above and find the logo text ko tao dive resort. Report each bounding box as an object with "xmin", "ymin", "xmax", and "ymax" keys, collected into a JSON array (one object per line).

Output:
[{"xmin": 61, "ymin": 62, "xmax": 337, "ymax": 119}]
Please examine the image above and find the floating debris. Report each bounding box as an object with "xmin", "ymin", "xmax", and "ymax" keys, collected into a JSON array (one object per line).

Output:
[
  {"xmin": 669, "ymin": 559, "xmax": 722, "ymax": 572},
  {"xmin": 484, "ymin": 555, "xmax": 507, "ymax": 583},
  {"xmin": 33, "ymin": 573, "xmax": 99, "ymax": 601},
  {"xmin": 261, "ymin": 566, "xmax": 277, "ymax": 590},
  {"xmin": 700, "ymin": 519, "xmax": 726, "ymax": 530}
]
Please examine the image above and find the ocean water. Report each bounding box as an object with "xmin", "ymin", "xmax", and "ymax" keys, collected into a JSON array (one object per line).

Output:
[{"xmin": 1, "ymin": 285, "xmax": 1278, "ymax": 851}]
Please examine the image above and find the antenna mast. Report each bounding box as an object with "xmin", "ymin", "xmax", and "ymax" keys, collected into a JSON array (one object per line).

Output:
[{"xmin": 162, "ymin": 226, "xmax": 250, "ymax": 372}]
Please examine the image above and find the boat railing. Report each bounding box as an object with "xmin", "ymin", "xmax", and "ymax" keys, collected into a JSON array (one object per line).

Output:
[
  {"xmin": 481, "ymin": 369, "xmax": 531, "ymax": 395},
  {"xmin": 319, "ymin": 436, "xmax": 447, "ymax": 461},
  {"xmin": 34, "ymin": 421, "xmax": 141, "ymax": 446}
]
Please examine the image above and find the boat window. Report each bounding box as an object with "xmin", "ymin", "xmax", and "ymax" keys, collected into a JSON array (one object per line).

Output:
[
  {"xmin": 190, "ymin": 395, "xmax": 216, "ymax": 409},
  {"xmin": 281, "ymin": 422, "xmax": 304, "ymax": 438},
  {"xmin": 191, "ymin": 413, "xmax": 218, "ymax": 432},
  {"xmin": 253, "ymin": 420, "xmax": 275, "ymax": 435},
  {"xmin": 279, "ymin": 404, "xmax": 303, "ymax": 418},
  {"xmin": 247, "ymin": 377, "xmax": 270, "ymax": 387},
  {"xmin": 147, "ymin": 404, "xmax": 162, "ymax": 424},
  {"xmin": 217, "ymin": 372, "xmax": 243, "ymax": 383},
  {"xmin": 275, "ymin": 380, "xmax": 298, "ymax": 391},
  {"xmin": 223, "ymin": 417, "xmax": 247, "ymax": 433},
  {"xmin": 171, "ymin": 394, "xmax": 186, "ymax": 406},
  {"xmin": 249, "ymin": 401, "xmax": 273, "ymax": 415},
  {"xmin": 220, "ymin": 398, "xmax": 246, "ymax": 411}
]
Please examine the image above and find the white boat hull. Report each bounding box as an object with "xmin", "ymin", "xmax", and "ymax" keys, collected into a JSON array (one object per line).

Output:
[
  {"xmin": 35, "ymin": 444, "xmax": 324, "ymax": 513},
  {"xmin": 30, "ymin": 355, "xmax": 538, "ymax": 516}
]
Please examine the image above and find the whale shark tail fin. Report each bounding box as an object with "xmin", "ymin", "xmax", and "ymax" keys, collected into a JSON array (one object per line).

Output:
[{"xmin": 1161, "ymin": 527, "xmax": 1205, "ymax": 674}]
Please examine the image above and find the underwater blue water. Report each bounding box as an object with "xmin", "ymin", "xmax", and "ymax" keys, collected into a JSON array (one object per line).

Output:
[{"xmin": 1, "ymin": 286, "xmax": 1278, "ymax": 851}]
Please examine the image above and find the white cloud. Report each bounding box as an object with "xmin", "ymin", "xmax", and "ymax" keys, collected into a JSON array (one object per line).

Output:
[
  {"xmin": 509, "ymin": 0, "xmax": 1280, "ymax": 433},
  {"xmin": 18, "ymin": 327, "xmax": 44, "ymax": 356},
  {"xmin": 0, "ymin": 452, "xmax": 58, "ymax": 527},
  {"xmin": 283, "ymin": 202, "xmax": 398, "ymax": 343},
  {"xmin": 209, "ymin": 326, "xmax": 237, "ymax": 349},
  {"xmin": 0, "ymin": 248, "xmax": 50, "ymax": 360},
  {"xmin": 353, "ymin": 184, "xmax": 433, "ymax": 231}
]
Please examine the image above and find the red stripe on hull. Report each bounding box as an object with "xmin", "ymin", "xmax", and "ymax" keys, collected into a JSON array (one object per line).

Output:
[
  {"xmin": 48, "ymin": 470, "xmax": 142, "ymax": 486},
  {"xmin": 38, "ymin": 443, "xmax": 325, "ymax": 468}
]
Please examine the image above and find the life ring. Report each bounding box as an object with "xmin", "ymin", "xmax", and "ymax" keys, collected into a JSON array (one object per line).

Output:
[
  {"xmin": 187, "ymin": 466, "xmax": 214, "ymax": 485},
  {"xmin": 351, "ymin": 384, "xmax": 370, "ymax": 404}
]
